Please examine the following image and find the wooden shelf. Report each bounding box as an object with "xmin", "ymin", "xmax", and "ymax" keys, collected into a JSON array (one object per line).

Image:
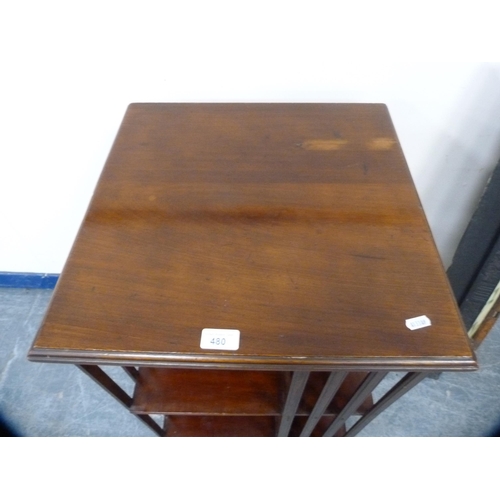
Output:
[
  {"xmin": 131, "ymin": 368, "xmax": 287, "ymax": 415},
  {"xmin": 131, "ymin": 368, "xmax": 373, "ymax": 430},
  {"xmin": 164, "ymin": 416, "xmax": 278, "ymax": 437}
]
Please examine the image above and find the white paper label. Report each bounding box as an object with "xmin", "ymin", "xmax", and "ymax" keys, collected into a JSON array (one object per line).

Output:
[
  {"xmin": 405, "ymin": 315, "xmax": 432, "ymax": 330},
  {"xmin": 200, "ymin": 328, "xmax": 240, "ymax": 350}
]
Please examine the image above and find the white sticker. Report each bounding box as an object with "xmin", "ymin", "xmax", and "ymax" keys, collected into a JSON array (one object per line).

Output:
[
  {"xmin": 200, "ymin": 328, "xmax": 240, "ymax": 350},
  {"xmin": 405, "ymin": 315, "xmax": 432, "ymax": 330}
]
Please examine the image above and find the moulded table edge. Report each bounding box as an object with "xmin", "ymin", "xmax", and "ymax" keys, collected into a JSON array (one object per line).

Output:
[{"xmin": 27, "ymin": 347, "xmax": 478, "ymax": 371}]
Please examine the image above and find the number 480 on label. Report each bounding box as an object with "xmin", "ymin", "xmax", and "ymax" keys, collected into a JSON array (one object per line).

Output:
[
  {"xmin": 200, "ymin": 328, "xmax": 240, "ymax": 351},
  {"xmin": 211, "ymin": 337, "xmax": 226, "ymax": 346}
]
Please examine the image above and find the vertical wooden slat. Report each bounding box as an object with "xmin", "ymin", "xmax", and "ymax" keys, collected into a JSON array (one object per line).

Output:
[
  {"xmin": 345, "ymin": 372, "xmax": 428, "ymax": 437},
  {"xmin": 323, "ymin": 371, "xmax": 386, "ymax": 437},
  {"xmin": 278, "ymin": 371, "xmax": 310, "ymax": 437},
  {"xmin": 78, "ymin": 364, "xmax": 164, "ymax": 436},
  {"xmin": 299, "ymin": 371, "xmax": 347, "ymax": 437},
  {"xmin": 78, "ymin": 364, "xmax": 132, "ymax": 406},
  {"xmin": 123, "ymin": 366, "xmax": 139, "ymax": 381}
]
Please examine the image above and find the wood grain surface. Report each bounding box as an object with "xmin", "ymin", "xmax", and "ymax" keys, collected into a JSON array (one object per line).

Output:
[{"xmin": 29, "ymin": 104, "xmax": 476, "ymax": 371}]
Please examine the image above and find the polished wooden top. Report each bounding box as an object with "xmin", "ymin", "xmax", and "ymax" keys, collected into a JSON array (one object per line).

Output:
[{"xmin": 29, "ymin": 104, "xmax": 476, "ymax": 370}]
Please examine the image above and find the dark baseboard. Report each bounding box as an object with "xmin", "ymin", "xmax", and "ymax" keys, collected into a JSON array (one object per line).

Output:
[
  {"xmin": 447, "ymin": 159, "xmax": 500, "ymax": 304},
  {"xmin": 0, "ymin": 272, "xmax": 59, "ymax": 289}
]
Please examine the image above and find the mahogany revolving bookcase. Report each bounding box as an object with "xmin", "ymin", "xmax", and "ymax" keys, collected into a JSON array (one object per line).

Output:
[{"xmin": 29, "ymin": 104, "xmax": 476, "ymax": 437}]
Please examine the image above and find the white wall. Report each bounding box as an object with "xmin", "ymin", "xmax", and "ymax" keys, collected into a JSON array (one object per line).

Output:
[{"xmin": 2, "ymin": 1, "xmax": 500, "ymax": 273}]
